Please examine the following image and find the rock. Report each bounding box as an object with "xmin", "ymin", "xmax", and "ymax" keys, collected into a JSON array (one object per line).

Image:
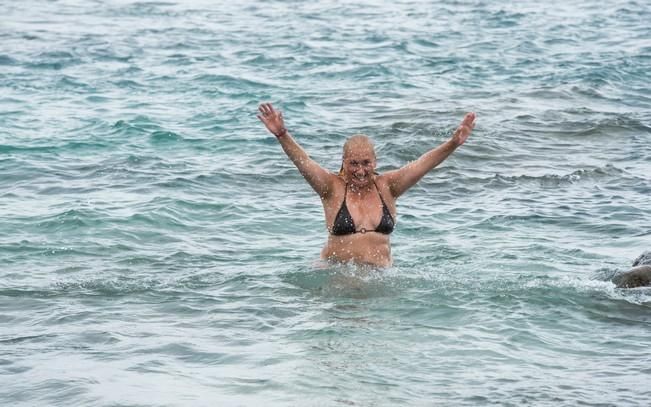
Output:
[
  {"xmin": 612, "ymin": 265, "xmax": 651, "ymax": 288},
  {"xmin": 632, "ymin": 251, "xmax": 651, "ymax": 267}
]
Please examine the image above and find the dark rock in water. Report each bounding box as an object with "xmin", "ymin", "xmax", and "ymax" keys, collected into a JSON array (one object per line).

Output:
[
  {"xmin": 612, "ymin": 265, "xmax": 651, "ymax": 288},
  {"xmin": 632, "ymin": 251, "xmax": 651, "ymax": 267},
  {"xmin": 609, "ymin": 252, "xmax": 651, "ymax": 288}
]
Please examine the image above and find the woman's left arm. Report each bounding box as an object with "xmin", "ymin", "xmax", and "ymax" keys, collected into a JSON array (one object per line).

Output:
[{"xmin": 383, "ymin": 112, "xmax": 476, "ymax": 198}]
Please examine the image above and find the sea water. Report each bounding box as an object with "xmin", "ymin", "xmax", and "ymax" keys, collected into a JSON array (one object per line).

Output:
[{"xmin": 1, "ymin": 0, "xmax": 650, "ymax": 405}]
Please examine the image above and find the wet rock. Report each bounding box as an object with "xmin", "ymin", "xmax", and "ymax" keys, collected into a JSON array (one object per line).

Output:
[
  {"xmin": 613, "ymin": 265, "xmax": 651, "ymax": 288},
  {"xmin": 632, "ymin": 251, "xmax": 651, "ymax": 267}
]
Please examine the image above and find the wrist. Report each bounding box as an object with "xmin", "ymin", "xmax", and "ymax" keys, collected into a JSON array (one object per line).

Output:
[
  {"xmin": 274, "ymin": 127, "xmax": 287, "ymax": 138},
  {"xmin": 447, "ymin": 136, "xmax": 461, "ymax": 149}
]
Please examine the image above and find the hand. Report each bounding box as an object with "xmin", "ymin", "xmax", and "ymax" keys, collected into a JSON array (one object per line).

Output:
[
  {"xmin": 451, "ymin": 112, "xmax": 476, "ymax": 146},
  {"xmin": 257, "ymin": 103, "xmax": 287, "ymax": 137}
]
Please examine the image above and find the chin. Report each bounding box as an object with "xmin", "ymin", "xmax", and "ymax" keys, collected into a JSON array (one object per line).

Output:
[{"xmin": 351, "ymin": 178, "xmax": 371, "ymax": 188}]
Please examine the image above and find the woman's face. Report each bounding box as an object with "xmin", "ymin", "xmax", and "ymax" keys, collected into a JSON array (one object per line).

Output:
[{"xmin": 342, "ymin": 146, "xmax": 376, "ymax": 189}]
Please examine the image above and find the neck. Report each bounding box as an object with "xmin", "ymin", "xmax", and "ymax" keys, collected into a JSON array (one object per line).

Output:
[{"xmin": 348, "ymin": 180, "xmax": 374, "ymax": 195}]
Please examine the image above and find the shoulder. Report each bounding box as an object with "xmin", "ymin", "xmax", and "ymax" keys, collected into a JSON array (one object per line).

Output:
[
  {"xmin": 375, "ymin": 172, "xmax": 390, "ymax": 187},
  {"xmin": 321, "ymin": 172, "xmax": 346, "ymax": 201},
  {"xmin": 376, "ymin": 169, "xmax": 399, "ymax": 187},
  {"xmin": 374, "ymin": 174, "xmax": 396, "ymax": 199},
  {"xmin": 375, "ymin": 172, "xmax": 396, "ymax": 188},
  {"xmin": 376, "ymin": 170, "xmax": 408, "ymax": 199}
]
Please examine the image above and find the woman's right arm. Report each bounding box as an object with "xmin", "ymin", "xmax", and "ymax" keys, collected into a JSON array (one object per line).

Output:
[{"xmin": 258, "ymin": 103, "xmax": 334, "ymax": 198}]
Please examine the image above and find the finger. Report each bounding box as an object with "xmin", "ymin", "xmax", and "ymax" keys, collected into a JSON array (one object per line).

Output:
[
  {"xmin": 257, "ymin": 115, "xmax": 270, "ymax": 125},
  {"xmin": 462, "ymin": 112, "xmax": 475, "ymax": 127},
  {"xmin": 260, "ymin": 103, "xmax": 272, "ymax": 116},
  {"xmin": 267, "ymin": 103, "xmax": 276, "ymax": 115},
  {"xmin": 259, "ymin": 104, "xmax": 267, "ymax": 115}
]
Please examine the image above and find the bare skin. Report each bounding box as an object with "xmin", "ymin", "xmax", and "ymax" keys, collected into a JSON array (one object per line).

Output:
[{"xmin": 258, "ymin": 103, "xmax": 476, "ymax": 267}]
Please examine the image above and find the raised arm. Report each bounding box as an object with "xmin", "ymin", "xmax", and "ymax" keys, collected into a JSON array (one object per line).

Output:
[
  {"xmin": 383, "ymin": 112, "xmax": 476, "ymax": 198},
  {"xmin": 258, "ymin": 103, "xmax": 334, "ymax": 198}
]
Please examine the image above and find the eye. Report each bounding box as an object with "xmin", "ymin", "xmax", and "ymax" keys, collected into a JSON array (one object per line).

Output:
[
  {"xmin": 363, "ymin": 160, "xmax": 371, "ymax": 166},
  {"xmin": 349, "ymin": 160, "xmax": 358, "ymax": 166}
]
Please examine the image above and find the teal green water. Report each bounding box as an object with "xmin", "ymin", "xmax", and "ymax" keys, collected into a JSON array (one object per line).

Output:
[{"xmin": 2, "ymin": 1, "xmax": 651, "ymax": 405}]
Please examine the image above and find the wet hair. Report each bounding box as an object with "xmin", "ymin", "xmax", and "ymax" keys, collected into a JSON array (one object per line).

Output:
[{"xmin": 339, "ymin": 134, "xmax": 376, "ymax": 176}]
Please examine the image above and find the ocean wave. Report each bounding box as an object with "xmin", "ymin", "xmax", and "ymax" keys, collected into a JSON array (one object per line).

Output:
[
  {"xmin": 487, "ymin": 165, "xmax": 626, "ymax": 187},
  {"xmin": 279, "ymin": 262, "xmax": 651, "ymax": 306},
  {"xmin": 0, "ymin": 54, "xmax": 18, "ymax": 66},
  {"xmin": 149, "ymin": 130, "xmax": 184, "ymax": 144},
  {"xmin": 112, "ymin": 116, "xmax": 160, "ymax": 134},
  {"xmin": 35, "ymin": 209, "xmax": 105, "ymax": 231},
  {"xmin": 24, "ymin": 51, "xmax": 80, "ymax": 70}
]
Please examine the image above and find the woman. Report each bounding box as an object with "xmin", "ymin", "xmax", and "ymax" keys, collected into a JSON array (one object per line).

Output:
[{"xmin": 258, "ymin": 103, "xmax": 476, "ymax": 267}]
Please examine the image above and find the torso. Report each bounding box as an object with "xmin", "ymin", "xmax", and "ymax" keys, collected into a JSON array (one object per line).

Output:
[{"xmin": 320, "ymin": 174, "xmax": 397, "ymax": 267}]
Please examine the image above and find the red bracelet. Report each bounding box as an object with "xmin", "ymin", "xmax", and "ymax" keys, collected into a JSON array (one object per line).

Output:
[{"xmin": 274, "ymin": 128, "xmax": 287, "ymax": 138}]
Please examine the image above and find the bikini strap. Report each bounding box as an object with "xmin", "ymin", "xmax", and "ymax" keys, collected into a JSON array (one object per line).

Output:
[{"xmin": 372, "ymin": 179, "xmax": 387, "ymax": 206}]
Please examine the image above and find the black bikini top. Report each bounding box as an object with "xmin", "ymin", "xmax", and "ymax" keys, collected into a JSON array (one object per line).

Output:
[{"xmin": 330, "ymin": 180, "xmax": 395, "ymax": 236}]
